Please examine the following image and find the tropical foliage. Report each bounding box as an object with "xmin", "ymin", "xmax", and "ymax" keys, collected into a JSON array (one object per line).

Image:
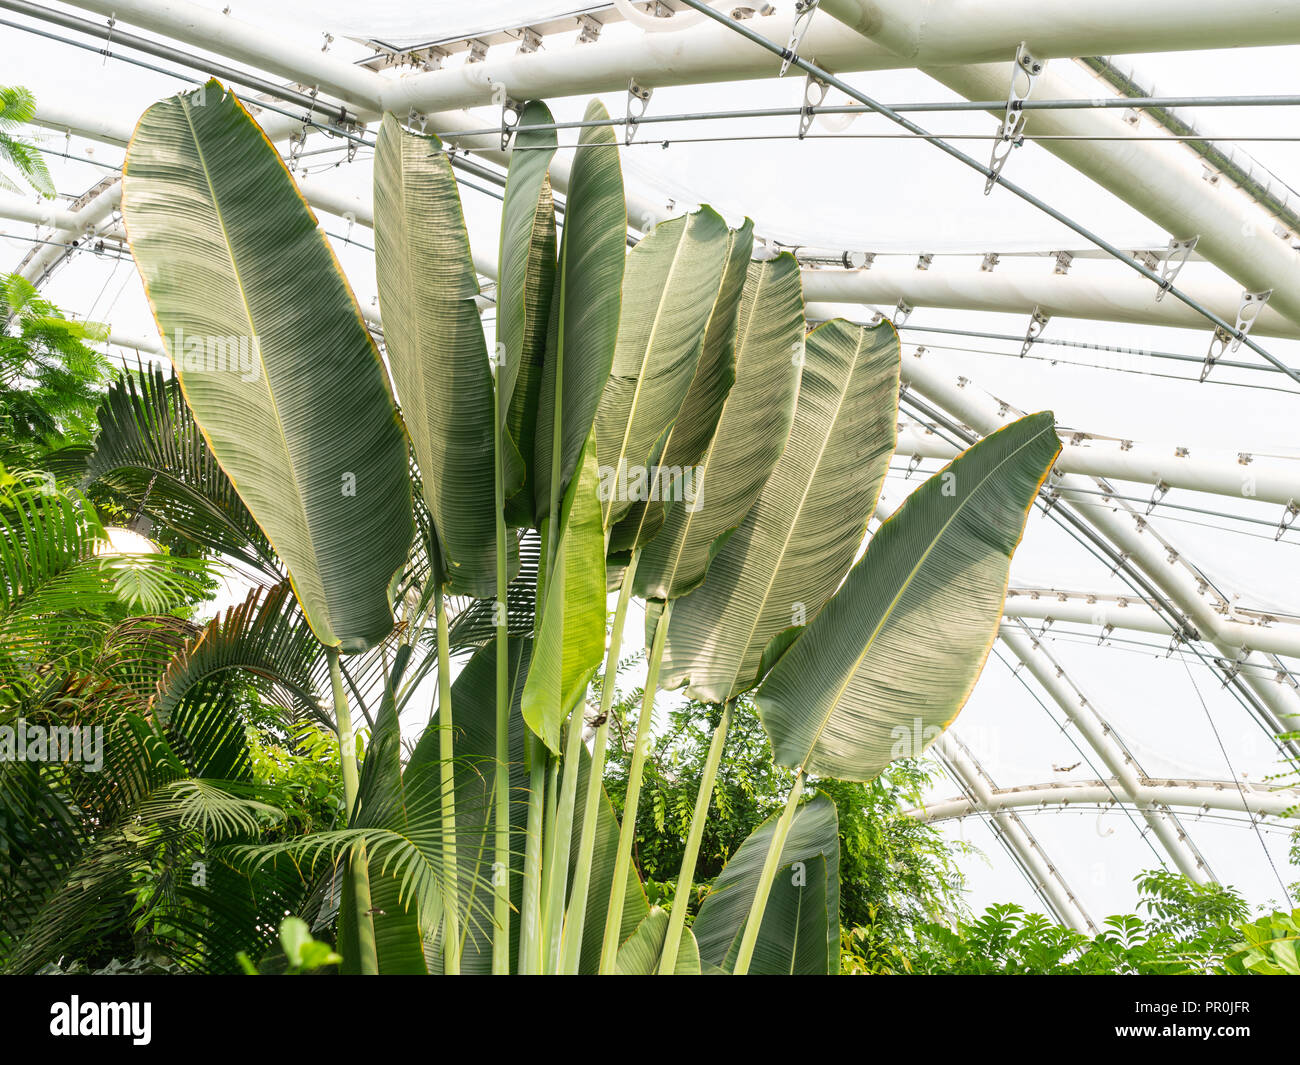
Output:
[{"xmin": 2, "ymin": 78, "xmax": 1075, "ymax": 975}]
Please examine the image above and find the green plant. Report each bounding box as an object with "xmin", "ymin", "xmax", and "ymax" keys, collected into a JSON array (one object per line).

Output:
[
  {"xmin": 8, "ymin": 75, "xmax": 1064, "ymax": 975},
  {"xmin": 0, "ymin": 86, "xmax": 54, "ymax": 198}
]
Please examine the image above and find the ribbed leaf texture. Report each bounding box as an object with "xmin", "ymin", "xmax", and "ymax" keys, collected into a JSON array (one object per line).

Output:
[
  {"xmin": 756, "ymin": 411, "xmax": 1062, "ymax": 781},
  {"xmin": 661, "ymin": 319, "xmax": 901, "ymax": 702},
  {"xmin": 122, "ymin": 80, "xmax": 412, "ymax": 651}
]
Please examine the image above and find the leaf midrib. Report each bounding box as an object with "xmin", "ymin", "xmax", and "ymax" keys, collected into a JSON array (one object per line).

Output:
[{"xmin": 795, "ymin": 423, "xmax": 1056, "ymax": 769}]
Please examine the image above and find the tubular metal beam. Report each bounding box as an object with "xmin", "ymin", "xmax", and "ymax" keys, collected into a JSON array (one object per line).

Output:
[
  {"xmin": 938, "ymin": 732, "xmax": 1097, "ymax": 933},
  {"xmin": 896, "ymin": 424, "xmax": 1300, "ymax": 512},
  {"xmin": 824, "ymin": 0, "xmax": 1300, "ymax": 330},
  {"xmin": 999, "ymin": 623, "xmax": 1211, "ymax": 882},
  {"xmin": 894, "ymin": 344, "xmax": 1300, "ymax": 737},
  {"xmin": 62, "ymin": 0, "xmax": 1300, "ymax": 113},
  {"xmin": 914, "ymin": 778, "xmax": 1300, "ymax": 823},
  {"xmin": 803, "ymin": 267, "xmax": 1300, "ymax": 341}
]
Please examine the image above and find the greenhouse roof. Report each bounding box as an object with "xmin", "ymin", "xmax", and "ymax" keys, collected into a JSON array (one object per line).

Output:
[{"xmin": 4, "ymin": 0, "xmax": 1300, "ymax": 925}]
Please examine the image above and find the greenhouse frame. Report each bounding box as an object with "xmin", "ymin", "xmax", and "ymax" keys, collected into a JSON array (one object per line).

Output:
[{"xmin": 1, "ymin": 0, "xmax": 1299, "ymax": 988}]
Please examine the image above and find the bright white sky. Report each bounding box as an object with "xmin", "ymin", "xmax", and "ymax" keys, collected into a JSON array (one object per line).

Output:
[{"xmin": 4, "ymin": 0, "xmax": 1299, "ymax": 925}]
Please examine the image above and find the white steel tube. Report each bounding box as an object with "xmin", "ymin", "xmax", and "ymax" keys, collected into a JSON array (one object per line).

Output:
[
  {"xmin": 938, "ymin": 732, "xmax": 1096, "ymax": 932},
  {"xmin": 915, "ymin": 779, "xmax": 1300, "ymax": 823},
  {"xmin": 802, "ymin": 267, "xmax": 1300, "ymax": 341},
  {"xmin": 823, "ymin": 0, "xmax": 1300, "ymax": 329}
]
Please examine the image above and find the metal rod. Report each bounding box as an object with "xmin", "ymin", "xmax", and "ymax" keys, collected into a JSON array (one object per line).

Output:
[
  {"xmin": 431, "ymin": 94, "xmax": 1300, "ymax": 141},
  {"xmin": 677, "ymin": 0, "xmax": 1300, "ymax": 386}
]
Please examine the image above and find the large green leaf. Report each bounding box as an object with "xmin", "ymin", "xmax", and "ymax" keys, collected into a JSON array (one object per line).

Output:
[
  {"xmin": 498, "ymin": 102, "xmax": 558, "ymax": 527},
  {"xmin": 533, "ymin": 99, "xmax": 625, "ymax": 520},
  {"xmin": 660, "ymin": 319, "xmax": 900, "ymax": 702},
  {"xmin": 607, "ymin": 220, "xmax": 755, "ymax": 555},
  {"xmin": 756, "ymin": 412, "xmax": 1061, "ymax": 781},
  {"xmin": 692, "ymin": 793, "xmax": 839, "ymax": 975},
  {"xmin": 521, "ymin": 435, "xmax": 607, "ymax": 753},
  {"xmin": 593, "ymin": 206, "xmax": 730, "ymax": 528},
  {"xmin": 122, "ymin": 80, "xmax": 412, "ymax": 652},
  {"xmin": 615, "ymin": 907, "xmax": 702, "ymax": 975},
  {"xmin": 374, "ymin": 112, "xmax": 520, "ymax": 596},
  {"xmin": 634, "ymin": 252, "xmax": 805, "ymax": 600}
]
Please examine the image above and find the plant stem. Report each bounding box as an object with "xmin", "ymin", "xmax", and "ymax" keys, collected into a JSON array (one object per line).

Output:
[
  {"xmin": 435, "ymin": 590, "xmax": 461, "ymax": 975},
  {"xmin": 491, "ymin": 393, "xmax": 511, "ymax": 975},
  {"xmin": 517, "ymin": 734, "xmax": 547, "ymax": 974},
  {"xmin": 542, "ymin": 696, "xmax": 586, "ymax": 972},
  {"xmin": 658, "ymin": 697, "xmax": 733, "ymax": 975},
  {"xmin": 327, "ymin": 645, "xmax": 378, "ymax": 975},
  {"xmin": 558, "ymin": 549, "xmax": 639, "ymax": 974},
  {"xmin": 732, "ymin": 770, "xmax": 805, "ymax": 976},
  {"xmin": 599, "ymin": 597, "xmax": 673, "ymax": 973}
]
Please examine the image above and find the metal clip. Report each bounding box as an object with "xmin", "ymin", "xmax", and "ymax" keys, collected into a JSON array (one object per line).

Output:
[
  {"xmin": 892, "ymin": 299, "xmax": 913, "ymax": 328},
  {"xmin": 1230, "ymin": 289, "xmax": 1271, "ymax": 352},
  {"xmin": 799, "ymin": 71, "xmax": 829, "ymax": 139},
  {"xmin": 916, "ymin": 253, "xmax": 933, "ymax": 271},
  {"xmin": 1021, "ymin": 306, "xmax": 1049, "ymax": 356},
  {"xmin": 981, "ymin": 252, "xmax": 1000, "ymax": 272},
  {"xmin": 517, "ymin": 27, "xmax": 543, "ymax": 54},
  {"xmin": 905, "ymin": 453, "xmax": 923, "ymax": 479},
  {"xmin": 626, "ymin": 78, "xmax": 653, "ymax": 144},
  {"xmin": 1154, "ymin": 235, "xmax": 1197, "ymax": 302},
  {"xmin": 576, "ymin": 13, "xmax": 602, "ymax": 44},
  {"xmin": 1276, "ymin": 500, "xmax": 1300, "ymax": 541},
  {"xmin": 986, "ymin": 42, "xmax": 1043, "ymax": 195},
  {"xmin": 781, "ymin": 0, "xmax": 821, "ymax": 77},
  {"xmin": 466, "ymin": 38, "xmax": 489, "ymax": 63},
  {"xmin": 1053, "ymin": 250, "xmax": 1074, "ymax": 275},
  {"xmin": 1097, "ymin": 622, "xmax": 1114, "ymax": 646},
  {"xmin": 1146, "ymin": 480, "xmax": 1169, "ymax": 515},
  {"xmin": 500, "ymin": 95, "xmax": 525, "ymax": 151},
  {"xmin": 1202, "ymin": 289, "xmax": 1271, "ymax": 379}
]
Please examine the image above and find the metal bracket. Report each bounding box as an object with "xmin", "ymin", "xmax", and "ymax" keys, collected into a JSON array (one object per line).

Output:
[
  {"xmin": 1096, "ymin": 622, "xmax": 1114, "ymax": 646},
  {"xmin": 500, "ymin": 96, "xmax": 525, "ymax": 151},
  {"xmin": 576, "ymin": 13, "xmax": 602, "ymax": 44},
  {"xmin": 517, "ymin": 27, "xmax": 543, "ymax": 54},
  {"xmin": 1276, "ymin": 500, "xmax": 1300, "ymax": 541},
  {"xmin": 626, "ymin": 78, "xmax": 653, "ymax": 144},
  {"xmin": 1154, "ymin": 235, "xmax": 1197, "ymax": 302},
  {"xmin": 1146, "ymin": 480, "xmax": 1169, "ymax": 515},
  {"xmin": 1202, "ymin": 289, "xmax": 1271, "ymax": 379},
  {"xmin": 905, "ymin": 453, "xmax": 923, "ymax": 479},
  {"xmin": 980, "ymin": 252, "xmax": 1000, "ymax": 272},
  {"xmin": 799, "ymin": 71, "xmax": 829, "ymax": 139},
  {"xmin": 466, "ymin": 38, "xmax": 489, "ymax": 63},
  {"xmin": 916, "ymin": 253, "xmax": 933, "ymax": 271},
  {"xmin": 985, "ymin": 42, "xmax": 1043, "ymax": 195},
  {"xmin": 892, "ymin": 299, "xmax": 913, "ymax": 328},
  {"xmin": 1053, "ymin": 250, "xmax": 1073, "ymax": 275},
  {"xmin": 1020, "ymin": 305, "xmax": 1049, "ymax": 356},
  {"xmin": 781, "ymin": 0, "xmax": 821, "ymax": 77}
]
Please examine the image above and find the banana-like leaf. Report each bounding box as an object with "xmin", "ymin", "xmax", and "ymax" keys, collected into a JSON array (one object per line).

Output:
[
  {"xmin": 122, "ymin": 80, "xmax": 412, "ymax": 652},
  {"xmin": 593, "ymin": 206, "xmax": 730, "ymax": 528},
  {"xmin": 692, "ymin": 793, "xmax": 839, "ymax": 975},
  {"xmin": 660, "ymin": 319, "xmax": 900, "ymax": 702},
  {"xmin": 635, "ymin": 252, "xmax": 805, "ymax": 600},
  {"xmin": 615, "ymin": 906, "xmax": 702, "ymax": 975},
  {"xmin": 374, "ymin": 112, "xmax": 521, "ymax": 596},
  {"xmin": 521, "ymin": 435, "xmax": 607, "ymax": 753},
  {"xmin": 498, "ymin": 102, "xmax": 558, "ymax": 525},
  {"xmin": 604, "ymin": 219, "xmax": 753, "ymax": 555},
  {"xmin": 756, "ymin": 412, "xmax": 1061, "ymax": 781},
  {"xmin": 533, "ymin": 99, "xmax": 625, "ymax": 520}
]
